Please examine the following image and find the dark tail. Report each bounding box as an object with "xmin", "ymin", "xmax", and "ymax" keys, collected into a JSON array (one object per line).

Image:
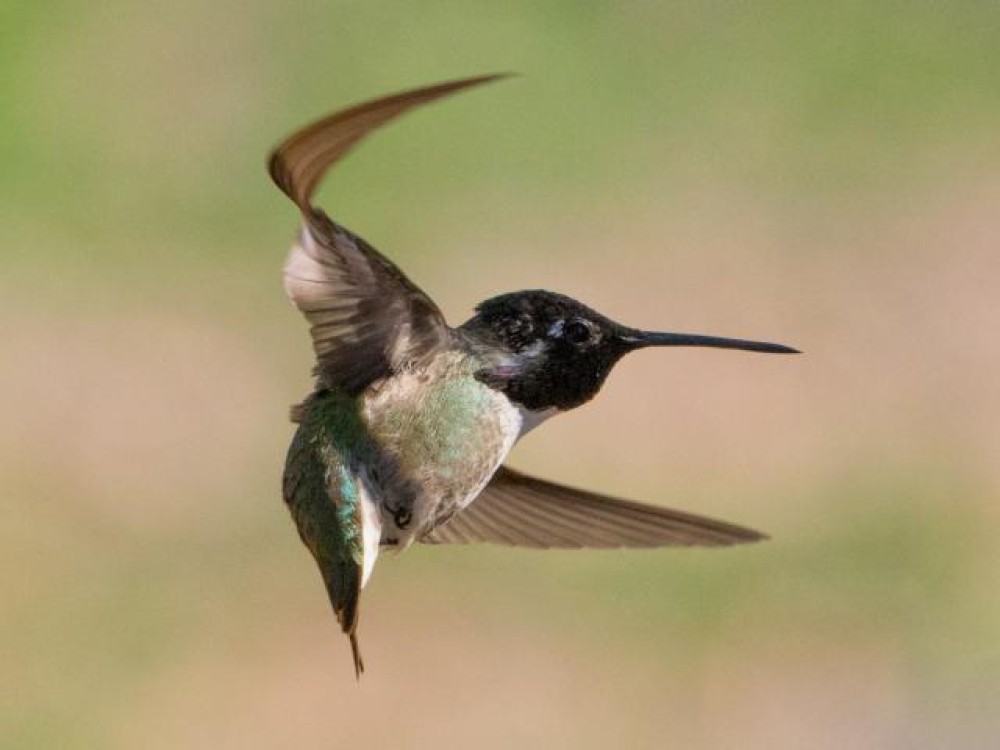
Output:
[
  {"xmin": 349, "ymin": 631, "xmax": 364, "ymax": 679},
  {"xmin": 321, "ymin": 562, "xmax": 365, "ymax": 679}
]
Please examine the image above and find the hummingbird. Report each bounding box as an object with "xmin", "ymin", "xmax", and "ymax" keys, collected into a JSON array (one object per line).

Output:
[{"xmin": 270, "ymin": 74, "xmax": 798, "ymax": 678}]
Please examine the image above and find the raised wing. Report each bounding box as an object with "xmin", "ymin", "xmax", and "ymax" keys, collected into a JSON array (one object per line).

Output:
[
  {"xmin": 423, "ymin": 466, "xmax": 766, "ymax": 548},
  {"xmin": 269, "ymin": 75, "xmax": 507, "ymax": 395}
]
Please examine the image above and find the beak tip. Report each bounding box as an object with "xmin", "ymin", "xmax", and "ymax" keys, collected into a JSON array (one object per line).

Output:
[{"xmin": 771, "ymin": 344, "xmax": 802, "ymax": 355}]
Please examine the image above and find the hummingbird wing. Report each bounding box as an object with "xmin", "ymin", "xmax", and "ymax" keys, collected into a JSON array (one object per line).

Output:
[
  {"xmin": 422, "ymin": 466, "xmax": 766, "ymax": 548},
  {"xmin": 270, "ymin": 75, "xmax": 508, "ymax": 396}
]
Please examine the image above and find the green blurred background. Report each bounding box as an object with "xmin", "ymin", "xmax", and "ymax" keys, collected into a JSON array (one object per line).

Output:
[{"xmin": 4, "ymin": 2, "xmax": 999, "ymax": 747}]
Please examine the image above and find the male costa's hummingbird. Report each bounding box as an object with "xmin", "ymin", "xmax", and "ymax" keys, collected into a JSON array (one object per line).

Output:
[{"xmin": 270, "ymin": 75, "xmax": 798, "ymax": 677}]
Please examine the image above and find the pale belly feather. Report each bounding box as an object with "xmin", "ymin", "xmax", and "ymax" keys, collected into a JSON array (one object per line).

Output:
[{"xmin": 359, "ymin": 352, "xmax": 526, "ymax": 550}]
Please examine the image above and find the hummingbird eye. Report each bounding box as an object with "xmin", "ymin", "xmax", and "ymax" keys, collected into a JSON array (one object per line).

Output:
[{"xmin": 563, "ymin": 318, "xmax": 597, "ymax": 346}]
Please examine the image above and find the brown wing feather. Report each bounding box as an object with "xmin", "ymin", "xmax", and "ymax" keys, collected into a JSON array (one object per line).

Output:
[
  {"xmin": 270, "ymin": 75, "xmax": 508, "ymax": 395},
  {"xmin": 269, "ymin": 74, "xmax": 508, "ymax": 210},
  {"xmin": 423, "ymin": 466, "xmax": 766, "ymax": 548}
]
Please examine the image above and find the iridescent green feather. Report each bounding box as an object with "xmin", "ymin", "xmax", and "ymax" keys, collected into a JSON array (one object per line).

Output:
[{"xmin": 282, "ymin": 391, "xmax": 370, "ymax": 675}]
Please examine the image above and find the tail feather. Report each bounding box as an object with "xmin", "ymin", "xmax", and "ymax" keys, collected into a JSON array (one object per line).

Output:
[
  {"xmin": 322, "ymin": 560, "xmax": 365, "ymax": 679},
  {"xmin": 286, "ymin": 405, "xmax": 371, "ymax": 679},
  {"xmin": 349, "ymin": 631, "xmax": 364, "ymax": 678}
]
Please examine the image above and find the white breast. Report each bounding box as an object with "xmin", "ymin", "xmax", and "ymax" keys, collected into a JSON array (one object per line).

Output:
[{"xmin": 516, "ymin": 404, "xmax": 559, "ymax": 438}]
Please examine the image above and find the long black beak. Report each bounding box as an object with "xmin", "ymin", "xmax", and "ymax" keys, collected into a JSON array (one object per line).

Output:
[{"xmin": 620, "ymin": 329, "xmax": 800, "ymax": 354}]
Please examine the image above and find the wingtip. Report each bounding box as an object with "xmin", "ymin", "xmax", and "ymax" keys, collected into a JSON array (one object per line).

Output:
[
  {"xmin": 470, "ymin": 71, "xmax": 520, "ymax": 85},
  {"xmin": 731, "ymin": 527, "xmax": 769, "ymax": 545},
  {"xmin": 267, "ymin": 72, "xmax": 516, "ymax": 211}
]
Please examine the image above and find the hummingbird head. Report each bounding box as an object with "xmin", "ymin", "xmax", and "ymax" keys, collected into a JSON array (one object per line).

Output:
[{"xmin": 458, "ymin": 290, "xmax": 798, "ymax": 412}]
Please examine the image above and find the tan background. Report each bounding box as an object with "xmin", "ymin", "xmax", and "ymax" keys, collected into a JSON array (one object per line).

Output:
[{"xmin": 4, "ymin": 2, "xmax": 999, "ymax": 747}]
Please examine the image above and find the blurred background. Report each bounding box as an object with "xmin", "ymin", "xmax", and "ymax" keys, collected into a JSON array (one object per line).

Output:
[{"xmin": 3, "ymin": 2, "xmax": 999, "ymax": 747}]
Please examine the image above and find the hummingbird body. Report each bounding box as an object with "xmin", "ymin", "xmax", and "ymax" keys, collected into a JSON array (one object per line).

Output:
[
  {"xmin": 356, "ymin": 350, "xmax": 525, "ymax": 546},
  {"xmin": 288, "ymin": 347, "xmax": 533, "ymax": 552},
  {"xmin": 285, "ymin": 344, "xmax": 548, "ymax": 673},
  {"xmin": 270, "ymin": 75, "xmax": 798, "ymax": 677}
]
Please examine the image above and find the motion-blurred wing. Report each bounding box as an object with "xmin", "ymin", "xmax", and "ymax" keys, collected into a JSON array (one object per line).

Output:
[
  {"xmin": 269, "ymin": 75, "xmax": 506, "ymax": 394},
  {"xmin": 423, "ymin": 466, "xmax": 766, "ymax": 548}
]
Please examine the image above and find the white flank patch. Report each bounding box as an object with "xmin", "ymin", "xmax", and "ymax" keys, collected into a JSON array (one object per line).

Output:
[{"xmin": 358, "ymin": 479, "xmax": 382, "ymax": 588}]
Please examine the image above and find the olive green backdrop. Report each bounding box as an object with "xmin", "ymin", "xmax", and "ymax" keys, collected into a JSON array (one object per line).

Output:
[{"xmin": 3, "ymin": 2, "xmax": 999, "ymax": 747}]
